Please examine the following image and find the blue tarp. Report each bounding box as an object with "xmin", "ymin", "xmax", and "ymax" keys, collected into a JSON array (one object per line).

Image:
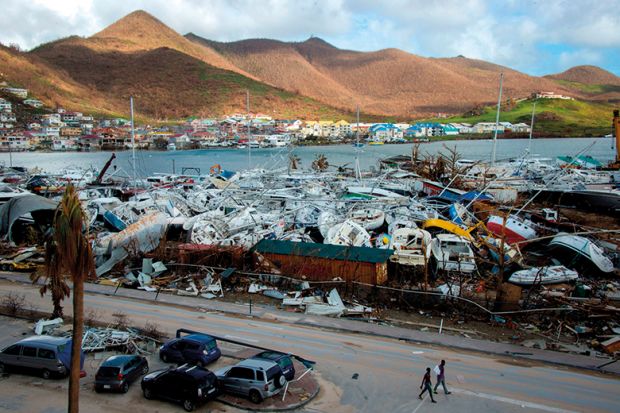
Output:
[
  {"xmin": 57, "ymin": 339, "xmax": 85, "ymax": 370},
  {"xmin": 459, "ymin": 191, "xmax": 493, "ymax": 202}
]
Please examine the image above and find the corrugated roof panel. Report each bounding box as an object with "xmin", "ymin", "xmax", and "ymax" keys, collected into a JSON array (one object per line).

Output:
[{"xmin": 251, "ymin": 240, "xmax": 393, "ymax": 263}]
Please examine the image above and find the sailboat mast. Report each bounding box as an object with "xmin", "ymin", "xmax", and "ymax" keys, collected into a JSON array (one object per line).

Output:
[
  {"xmin": 527, "ymin": 101, "xmax": 536, "ymax": 155},
  {"xmin": 491, "ymin": 72, "xmax": 504, "ymax": 165},
  {"xmin": 355, "ymin": 105, "xmax": 361, "ymax": 181},
  {"xmin": 246, "ymin": 90, "xmax": 251, "ymax": 170},
  {"xmin": 130, "ymin": 96, "xmax": 136, "ymax": 188}
]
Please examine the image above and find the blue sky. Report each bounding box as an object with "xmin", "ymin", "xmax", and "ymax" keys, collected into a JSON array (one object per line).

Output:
[{"xmin": 2, "ymin": 0, "xmax": 619, "ymax": 76}]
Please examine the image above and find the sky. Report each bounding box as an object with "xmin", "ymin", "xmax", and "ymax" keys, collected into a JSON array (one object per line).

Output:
[{"xmin": 1, "ymin": 0, "xmax": 619, "ymax": 76}]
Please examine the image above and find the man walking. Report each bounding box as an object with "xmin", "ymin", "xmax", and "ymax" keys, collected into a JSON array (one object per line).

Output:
[
  {"xmin": 418, "ymin": 367, "xmax": 437, "ymax": 403},
  {"xmin": 433, "ymin": 360, "xmax": 452, "ymax": 395}
]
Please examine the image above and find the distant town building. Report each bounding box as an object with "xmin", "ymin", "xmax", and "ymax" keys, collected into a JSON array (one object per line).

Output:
[{"xmin": 532, "ymin": 91, "xmax": 574, "ymax": 100}]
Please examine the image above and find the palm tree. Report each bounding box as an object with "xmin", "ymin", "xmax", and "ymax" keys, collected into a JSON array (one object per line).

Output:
[
  {"xmin": 47, "ymin": 185, "xmax": 95, "ymax": 413},
  {"xmin": 30, "ymin": 234, "xmax": 71, "ymax": 319}
]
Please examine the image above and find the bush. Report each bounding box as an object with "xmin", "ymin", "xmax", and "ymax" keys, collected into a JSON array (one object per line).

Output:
[{"xmin": 1, "ymin": 292, "xmax": 27, "ymax": 316}]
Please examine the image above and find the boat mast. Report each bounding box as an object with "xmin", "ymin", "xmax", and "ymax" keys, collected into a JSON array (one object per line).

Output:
[
  {"xmin": 491, "ymin": 72, "xmax": 504, "ymax": 165},
  {"xmin": 527, "ymin": 101, "xmax": 536, "ymax": 155},
  {"xmin": 355, "ymin": 105, "xmax": 361, "ymax": 181},
  {"xmin": 246, "ymin": 90, "xmax": 251, "ymax": 170},
  {"xmin": 130, "ymin": 96, "xmax": 136, "ymax": 188}
]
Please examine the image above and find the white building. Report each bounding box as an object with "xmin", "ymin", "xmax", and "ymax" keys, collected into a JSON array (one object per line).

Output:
[
  {"xmin": 1, "ymin": 87, "xmax": 27, "ymax": 99},
  {"xmin": 0, "ymin": 98, "xmax": 11, "ymax": 112},
  {"xmin": 23, "ymin": 99, "xmax": 43, "ymax": 108}
]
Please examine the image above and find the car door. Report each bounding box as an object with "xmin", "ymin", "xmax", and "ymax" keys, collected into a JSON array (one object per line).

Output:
[
  {"xmin": 155, "ymin": 372, "xmax": 174, "ymax": 400},
  {"xmin": 234, "ymin": 367, "xmax": 256, "ymax": 396},
  {"xmin": 169, "ymin": 341, "xmax": 185, "ymax": 362},
  {"xmin": 223, "ymin": 367, "xmax": 244, "ymax": 394},
  {"xmin": 123, "ymin": 358, "xmax": 136, "ymax": 382},
  {"xmin": 182, "ymin": 341, "xmax": 200, "ymax": 363},
  {"xmin": 20, "ymin": 346, "xmax": 38, "ymax": 370},
  {"xmin": 1, "ymin": 344, "xmax": 22, "ymax": 367}
]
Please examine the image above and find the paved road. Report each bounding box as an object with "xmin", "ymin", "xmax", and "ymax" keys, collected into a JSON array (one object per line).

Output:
[{"xmin": 1, "ymin": 281, "xmax": 618, "ymax": 413}]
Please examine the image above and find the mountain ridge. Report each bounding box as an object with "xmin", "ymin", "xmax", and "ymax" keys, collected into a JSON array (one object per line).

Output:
[{"xmin": 1, "ymin": 9, "xmax": 617, "ymax": 121}]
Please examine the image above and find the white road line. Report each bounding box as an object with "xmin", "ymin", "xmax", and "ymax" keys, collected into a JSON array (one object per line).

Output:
[
  {"xmin": 224, "ymin": 334, "xmax": 260, "ymax": 343},
  {"xmin": 452, "ymin": 388, "xmax": 580, "ymax": 413},
  {"xmin": 248, "ymin": 322, "xmax": 284, "ymax": 330},
  {"xmin": 411, "ymin": 395, "xmax": 427, "ymax": 413}
]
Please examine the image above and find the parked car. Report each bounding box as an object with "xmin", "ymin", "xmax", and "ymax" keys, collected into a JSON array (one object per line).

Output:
[
  {"xmin": 216, "ymin": 359, "xmax": 287, "ymax": 404},
  {"xmin": 159, "ymin": 334, "xmax": 221, "ymax": 366},
  {"xmin": 251, "ymin": 351, "xmax": 295, "ymax": 381},
  {"xmin": 141, "ymin": 364, "xmax": 219, "ymax": 412},
  {"xmin": 0, "ymin": 335, "xmax": 83, "ymax": 379},
  {"xmin": 95, "ymin": 355, "xmax": 149, "ymax": 393}
]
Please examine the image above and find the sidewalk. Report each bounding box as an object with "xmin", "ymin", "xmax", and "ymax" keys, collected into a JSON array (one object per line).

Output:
[{"xmin": 2, "ymin": 272, "xmax": 618, "ymax": 376}]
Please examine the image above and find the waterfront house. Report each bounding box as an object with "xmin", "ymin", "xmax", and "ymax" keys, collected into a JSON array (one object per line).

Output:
[
  {"xmin": 79, "ymin": 134, "xmax": 102, "ymax": 151},
  {"xmin": 42, "ymin": 126, "xmax": 61, "ymax": 138},
  {"xmin": 52, "ymin": 138, "xmax": 79, "ymax": 151},
  {"xmin": 473, "ymin": 122, "xmax": 504, "ymax": 134},
  {"xmin": 511, "ymin": 122, "xmax": 531, "ymax": 133},
  {"xmin": 0, "ymin": 134, "xmax": 31, "ymax": 152},
  {"xmin": 334, "ymin": 120, "xmax": 352, "ymax": 137},
  {"xmin": 369, "ymin": 123, "xmax": 403, "ymax": 141}
]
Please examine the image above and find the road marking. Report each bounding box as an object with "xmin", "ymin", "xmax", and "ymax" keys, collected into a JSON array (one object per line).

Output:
[
  {"xmin": 224, "ymin": 334, "xmax": 259, "ymax": 343},
  {"xmin": 248, "ymin": 322, "xmax": 283, "ymax": 330},
  {"xmin": 411, "ymin": 395, "xmax": 427, "ymax": 413},
  {"xmin": 452, "ymin": 388, "xmax": 579, "ymax": 413},
  {"xmin": 412, "ymin": 351, "xmax": 424, "ymax": 354}
]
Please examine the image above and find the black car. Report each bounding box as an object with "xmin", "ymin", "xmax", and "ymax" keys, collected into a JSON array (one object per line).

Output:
[
  {"xmin": 95, "ymin": 355, "xmax": 149, "ymax": 393},
  {"xmin": 141, "ymin": 364, "xmax": 219, "ymax": 412},
  {"xmin": 159, "ymin": 334, "xmax": 221, "ymax": 367},
  {"xmin": 251, "ymin": 351, "xmax": 295, "ymax": 381}
]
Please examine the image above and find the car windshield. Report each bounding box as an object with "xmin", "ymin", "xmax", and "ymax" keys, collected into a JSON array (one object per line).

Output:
[
  {"xmin": 98, "ymin": 366, "xmax": 120, "ymax": 377},
  {"xmin": 205, "ymin": 340, "xmax": 217, "ymax": 351}
]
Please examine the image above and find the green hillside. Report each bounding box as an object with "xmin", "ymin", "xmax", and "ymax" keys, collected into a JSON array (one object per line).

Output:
[{"xmin": 427, "ymin": 98, "xmax": 616, "ymax": 136}]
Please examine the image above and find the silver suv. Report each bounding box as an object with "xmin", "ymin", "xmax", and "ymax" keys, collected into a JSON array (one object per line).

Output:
[
  {"xmin": 0, "ymin": 336, "xmax": 78, "ymax": 379},
  {"xmin": 215, "ymin": 359, "xmax": 287, "ymax": 403}
]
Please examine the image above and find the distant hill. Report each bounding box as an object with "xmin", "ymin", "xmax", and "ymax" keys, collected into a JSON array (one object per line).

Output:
[
  {"xmin": 24, "ymin": 11, "xmax": 357, "ymax": 120},
  {"xmin": 0, "ymin": 9, "xmax": 617, "ymax": 122},
  {"xmin": 189, "ymin": 34, "xmax": 581, "ymax": 116},
  {"xmin": 545, "ymin": 65, "xmax": 620, "ymax": 85}
]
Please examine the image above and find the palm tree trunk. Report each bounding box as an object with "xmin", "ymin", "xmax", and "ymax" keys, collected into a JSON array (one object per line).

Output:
[{"xmin": 68, "ymin": 274, "xmax": 83, "ymax": 413}]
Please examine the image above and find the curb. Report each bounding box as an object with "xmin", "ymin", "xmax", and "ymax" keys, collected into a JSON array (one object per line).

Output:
[
  {"xmin": 215, "ymin": 380, "xmax": 320, "ymax": 412},
  {"xmin": 1, "ymin": 274, "xmax": 617, "ymax": 377}
]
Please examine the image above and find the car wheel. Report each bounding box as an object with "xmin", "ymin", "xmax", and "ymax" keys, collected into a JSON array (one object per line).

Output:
[
  {"xmin": 94, "ymin": 385, "xmax": 102, "ymax": 393},
  {"xmin": 161, "ymin": 354, "xmax": 168, "ymax": 363},
  {"xmin": 143, "ymin": 388, "xmax": 154, "ymax": 400},
  {"xmin": 0, "ymin": 362, "xmax": 5, "ymax": 375},
  {"xmin": 121, "ymin": 382, "xmax": 129, "ymax": 393},
  {"xmin": 249, "ymin": 389, "xmax": 263, "ymax": 404},
  {"xmin": 196, "ymin": 360, "xmax": 205, "ymax": 368},
  {"xmin": 182, "ymin": 399, "xmax": 195, "ymax": 412},
  {"xmin": 41, "ymin": 369, "xmax": 51, "ymax": 380},
  {"xmin": 275, "ymin": 373, "xmax": 287, "ymax": 389},
  {"xmin": 142, "ymin": 365, "xmax": 149, "ymax": 375}
]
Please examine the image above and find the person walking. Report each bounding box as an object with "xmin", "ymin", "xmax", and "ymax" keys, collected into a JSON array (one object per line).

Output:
[
  {"xmin": 433, "ymin": 360, "xmax": 451, "ymax": 395},
  {"xmin": 418, "ymin": 367, "xmax": 437, "ymax": 403}
]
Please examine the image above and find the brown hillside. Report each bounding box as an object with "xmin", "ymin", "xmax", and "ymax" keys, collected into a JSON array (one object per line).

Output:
[
  {"xmin": 545, "ymin": 65, "xmax": 620, "ymax": 85},
  {"xmin": 189, "ymin": 35, "xmax": 578, "ymax": 116},
  {"xmin": 0, "ymin": 44, "xmax": 115, "ymax": 114},
  {"xmin": 35, "ymin": 10, "xmax": 248, "ymax": 77},
  {"xmin": 190, "ymin": 35, "xmax": 360, "ymax": 111},
  {"xmin": 28, "ymin": 40, "xmax": 354, "ymax": 119}
]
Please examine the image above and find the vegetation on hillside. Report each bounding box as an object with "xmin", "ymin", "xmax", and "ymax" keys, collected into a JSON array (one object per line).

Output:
[{"xmin": 425, "ymin": 98, "xmax": 617, "ymax": 137}]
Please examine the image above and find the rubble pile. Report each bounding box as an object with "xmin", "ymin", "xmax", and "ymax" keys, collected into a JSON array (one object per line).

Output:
[{"xmin": 0, "ymin": 148, "xmax": 618, "ymax": 358}]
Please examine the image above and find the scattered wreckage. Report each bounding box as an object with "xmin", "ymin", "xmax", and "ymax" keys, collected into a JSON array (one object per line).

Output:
[{"xmin": 0, "ymin": 142, "xmax": 618, "ymax": 360}]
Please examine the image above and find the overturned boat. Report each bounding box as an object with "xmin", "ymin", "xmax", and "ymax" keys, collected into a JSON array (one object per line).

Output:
[
  {"xmin": 508, "ymin": 265, "xmax": 579, "ymax": 285},
  {"xmin": 389, "ymin": 228, "xmax": 432, "ymax": 266},
  {"xmin": 430, "ymin": 233, "xmax": 477, "ymax": 273},
  {"xmin": 549, "ymin": 233, "xmax": 614, "ymax": 273}
]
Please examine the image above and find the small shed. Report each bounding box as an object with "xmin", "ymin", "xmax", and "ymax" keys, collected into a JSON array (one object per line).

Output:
[{"xmin": 251, "ymin": 240, "xmax": 393, "ymax": 285}]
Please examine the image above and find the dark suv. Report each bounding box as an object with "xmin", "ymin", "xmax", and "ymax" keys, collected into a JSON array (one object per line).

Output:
[
  {"xmin": 251, "ymin": 351, "xmax": 295, "ymax": 381},
  {"xmin": 95, "ymin": 355, "xmax": 149, "ymax": 393},
  {"xmin": 141, "ymin": 364, "xmax": 219, "ymax": 412},
  {"xmin": 159, "ymin": 334, "xmax": 221, "ymax": 366}
]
